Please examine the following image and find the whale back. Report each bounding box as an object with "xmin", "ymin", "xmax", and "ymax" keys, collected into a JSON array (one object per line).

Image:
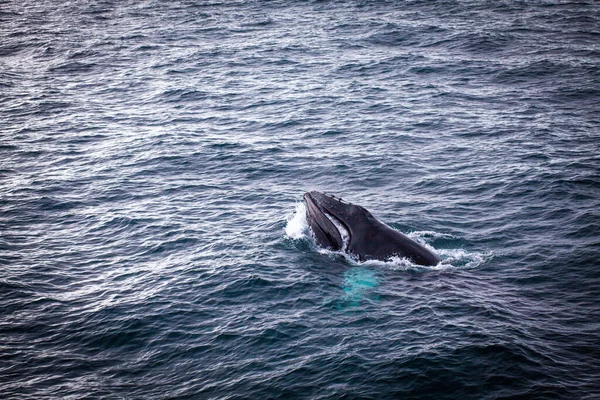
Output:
[{"xmin": 348, "ymin": 217, "xmax": 440, "ymax": 265}]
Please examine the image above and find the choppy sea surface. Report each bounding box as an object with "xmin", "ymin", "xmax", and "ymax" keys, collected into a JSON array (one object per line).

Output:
[{"xmin": 2, "ymin": 1, "xmax": 599, "ymax": 398}]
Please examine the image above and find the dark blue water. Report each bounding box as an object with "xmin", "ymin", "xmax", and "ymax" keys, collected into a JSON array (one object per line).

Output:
[{"xmin": 2, "ymin": 0, "xmax": 599, "ymax": 398}]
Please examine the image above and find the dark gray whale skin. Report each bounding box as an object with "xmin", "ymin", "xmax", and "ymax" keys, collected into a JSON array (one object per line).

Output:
[{"xmin": 304, "ymin": 191, "xmax": 440, "ymax": 266}]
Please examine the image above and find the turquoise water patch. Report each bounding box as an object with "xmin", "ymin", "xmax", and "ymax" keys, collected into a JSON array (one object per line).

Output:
[{"xmin": 340, "ymin": 267, "xmax": 379, "ymax": 307}]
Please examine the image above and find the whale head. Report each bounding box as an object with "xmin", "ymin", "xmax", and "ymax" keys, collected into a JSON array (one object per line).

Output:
[
  {"xmin": 303, "ymin": 191, "xmax": 440, "ymax": 265},
  {"xmin": 303, "ymin": 191, "xmax": 373, "ymax": 252}
]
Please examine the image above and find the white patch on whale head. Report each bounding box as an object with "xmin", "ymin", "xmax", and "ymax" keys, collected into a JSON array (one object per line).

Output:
[{"xmin": 323, "ymin": 212, "xmax": 350, "ymax": 251}]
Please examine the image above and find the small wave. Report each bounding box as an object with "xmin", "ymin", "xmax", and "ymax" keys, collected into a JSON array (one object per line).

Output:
[
  {"xmin": 436, "ymin": 248, "xmax": 493, "ymax": 270},
  {"xmin": 408, "ymin": 230, "xmax": 458, "ymax": 241}
]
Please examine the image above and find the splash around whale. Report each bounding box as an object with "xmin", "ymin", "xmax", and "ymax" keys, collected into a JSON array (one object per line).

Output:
[{"xmin": 304, "ymin": 191, "xmax": 441, "ymax": 266}]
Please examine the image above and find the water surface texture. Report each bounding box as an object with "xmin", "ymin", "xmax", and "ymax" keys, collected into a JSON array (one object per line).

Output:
[{"xmin": 2, "ymin": 1, "xmax": 599, "ymax": 398}]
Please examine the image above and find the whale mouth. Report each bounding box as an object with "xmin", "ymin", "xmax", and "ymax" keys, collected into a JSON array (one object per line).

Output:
[
  {"xmin": 304, "ymin": 191, "xmax": 352, "ymax": 252},
  {"xmin": 322, "ymin": 211, "xmax": 350, "ymax": 251}
]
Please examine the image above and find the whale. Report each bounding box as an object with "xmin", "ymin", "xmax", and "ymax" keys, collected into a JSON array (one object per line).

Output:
[{"xmin": 304, "ymin": 191, "xmax": 440, "ymax": 266}]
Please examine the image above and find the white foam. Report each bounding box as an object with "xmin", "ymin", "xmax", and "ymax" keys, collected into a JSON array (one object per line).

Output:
[
  {"xmin": 285, "ymin": 202, "xmax": 309, "ymax": 239},
  {"xmin": 435, "ymin": 248, "xmax": 493, "ymax": 270}
]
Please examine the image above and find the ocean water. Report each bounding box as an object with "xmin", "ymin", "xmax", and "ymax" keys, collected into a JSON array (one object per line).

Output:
[{"xmin": 1, "ymin": 0, "xmax": 599, "ymax": 398}]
